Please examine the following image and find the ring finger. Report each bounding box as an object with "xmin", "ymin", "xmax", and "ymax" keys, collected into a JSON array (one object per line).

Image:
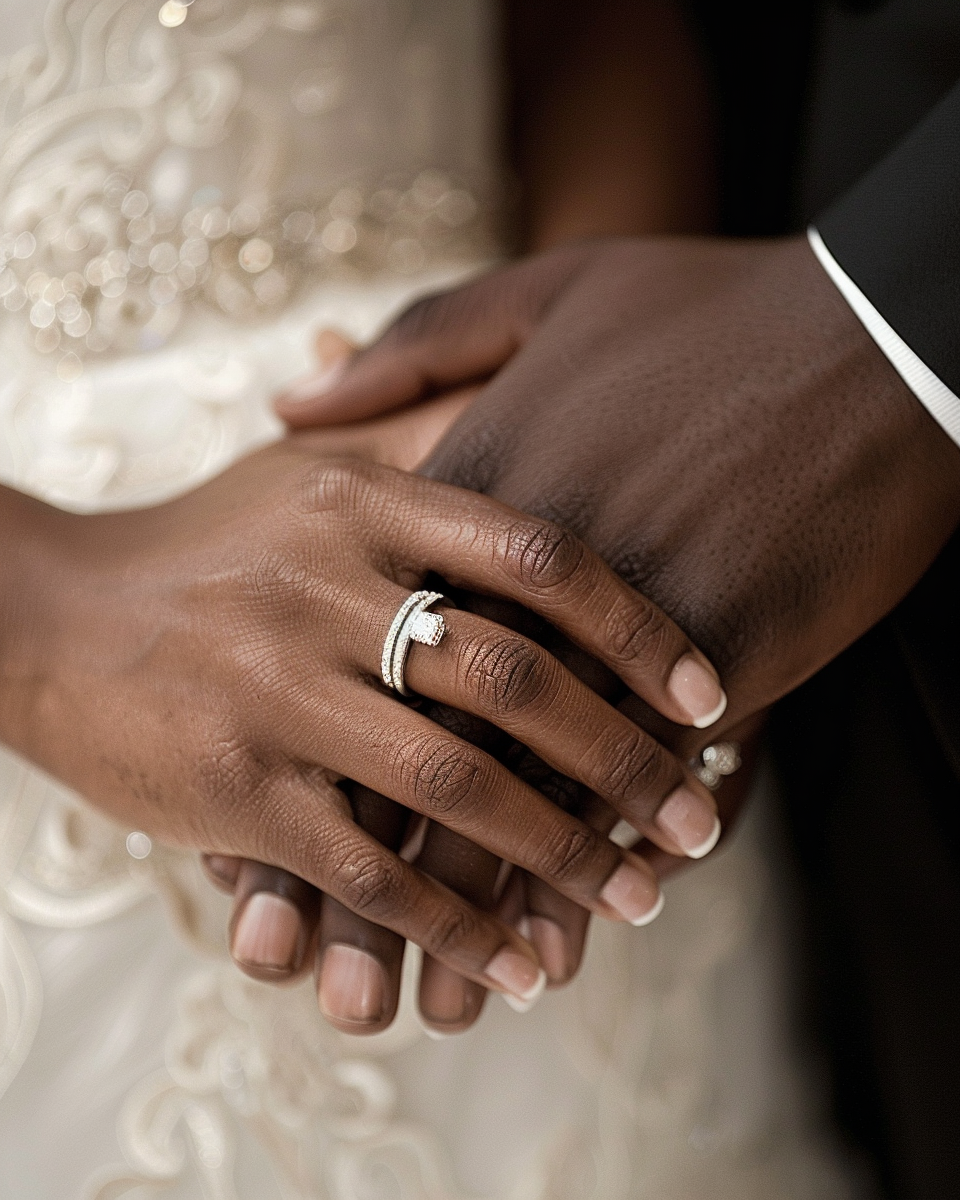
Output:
[{"xmin": 351, "ymin": 595, "xmax": 720, "ymax": 861}]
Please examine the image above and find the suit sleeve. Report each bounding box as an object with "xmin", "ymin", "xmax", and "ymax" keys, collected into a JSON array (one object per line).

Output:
[{"xmin": 816, "ymin": 80, "xmax": 960, "ymax": 398}]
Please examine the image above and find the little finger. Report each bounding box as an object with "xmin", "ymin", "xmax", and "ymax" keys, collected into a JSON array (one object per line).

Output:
[{"xmin": 295, "ymin": 690, "xmax": 664, "ymax": 926}]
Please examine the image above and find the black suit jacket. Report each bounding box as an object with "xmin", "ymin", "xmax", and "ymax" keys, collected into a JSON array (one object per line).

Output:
[{"xmin": 683, "ymin": 4, "xmax": 960, "ymax": 1198}]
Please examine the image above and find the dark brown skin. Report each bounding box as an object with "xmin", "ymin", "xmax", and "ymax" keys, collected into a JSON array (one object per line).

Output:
[
  {"xmin": 268, "ymin": 233, "xmax": 960, "ymax": 1029},
  {"xmin": 503, "ymin": 0, "xmax": 716, "ymax": 247},
  {"xmin": 211, "ymin": 0, "xmax": 729, "ymax": 1034},
  {"xmin": 297, "ymin": 236, "xmax": 960, "ymax": 700},
  {"xmin": 0, "ymin": 439, "xmax": 728, "ymax": 1004}
]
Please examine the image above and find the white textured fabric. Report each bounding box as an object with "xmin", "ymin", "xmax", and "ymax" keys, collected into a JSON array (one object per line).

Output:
[
  {"xmin": 808, "ymin": 226, "xmax": 960, "ymax": 448},
  {"xmin": 0, "ymin": 5, "xmax": 871, "ymax": 1198}
]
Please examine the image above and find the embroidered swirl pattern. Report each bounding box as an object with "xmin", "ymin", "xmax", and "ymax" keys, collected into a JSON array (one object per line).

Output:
[
  {"xmin": 0, "ymin": 0, "xmax": 496, "ymax": 378},
  {"xmin": 0, "ymin": 5, "xmax": 866, "ymax": 1198}
]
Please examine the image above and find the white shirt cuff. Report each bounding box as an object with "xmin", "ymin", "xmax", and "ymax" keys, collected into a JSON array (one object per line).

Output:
[{"xmin": 808, "ymin": 225, "xmax": 960, "ymax": 449}]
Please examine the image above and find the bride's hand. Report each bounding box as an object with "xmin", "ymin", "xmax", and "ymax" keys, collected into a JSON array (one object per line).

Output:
[
  {"xmin": 0, "ymin": 445, "xmax": 726, "ymax": 1010},
  {"xmin": 224, "ymin": 332, "xmax": 739, "ymax": 1036},
  {"xmin": 214, "ymin": 330, "xmax": 518, "ymax": 1032},
  {"xmin": 258, "ymin": 330, "xmax": 747, "ymax": 1034}
]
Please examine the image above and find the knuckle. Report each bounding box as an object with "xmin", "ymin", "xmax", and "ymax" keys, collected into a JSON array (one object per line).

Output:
[
  {"xmin": 463, "ymin": 633, "xmax": 549, "ymax": 716},
  {"xmin": 388, "ymin": 279, "xmax": 492, "ymax": 346},
  {"xmin": 197, "ymin": 738, "xmax": 266, "ymax": 813},
  {"xmin": 536, "ymin": 824, "xmax": 598, "ymax": 885},
  {"xmin": 503, "ymin": 520, "xmax": 586, "ymax": 593},
  {"xmin": 244, "ymin": 548, "xmax": 309, "ymax": 610},
  {"xmin": 240, "ymin": 547, "xmax": 354, "ymax": 637},
  {"xmin": 331, "ymin": 847, "xmax": 404, "ymax": 917},
  {"xmin": 422, "ymin": 905, "xmax": 481, "ymax": 960},
  {"xmin": 194, "ymin": 744, "xmax": 298, "ymax": 850},
  {"xmin": 592, "ymin": 732, "xmax": 664, "ymax": 806},
  {"xmin": 397, "ymin": 734, "xmax": 485, "ymax": 819},
  {"xmin": 295, "ymin": 459, "xmax": 373, "ymax": 516},
  {"xmin": 388, "ymin": 292, "xmax": 449, "ymax": 343},
  {"xmin": 605, "ymin": 600, "xmax": 670, "ymax": 668}
]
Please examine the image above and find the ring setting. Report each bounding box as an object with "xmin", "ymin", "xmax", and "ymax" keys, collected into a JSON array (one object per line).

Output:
[
  {"xmin": 692, "ymin": 741, "xmax": 742, "ymax": 790},
  {"xmin": 381, "ymin": 590, "xmax": 451, "ymax": 696},
  {"xmin": 408, "ymin": 608, "xmax": 445, "ymax": 647}
]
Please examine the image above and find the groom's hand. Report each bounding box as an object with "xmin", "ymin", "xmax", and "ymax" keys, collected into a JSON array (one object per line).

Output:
[
  {"xmin": 245, "ymin": 233, "xmax": 960, "ymax": 1034},
  {"xmin": 282, "ymin": 234, "xmax": 960, "ymax": 725}
]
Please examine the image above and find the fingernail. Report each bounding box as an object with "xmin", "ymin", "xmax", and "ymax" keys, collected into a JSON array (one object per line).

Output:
[
  {"xmin": 484, "ymin": 946, "xmax": 546, "ymax": 1007},
  {"xmin": 317, "ymin": 944, "xmax": 386, "ymax": 1026},
  {"xmin": 419, "ymin": 959, "xmax": 469, "ymax": 1026},
  {"xmin": 609, "ymin": 819, "xmax": 640, "ymax": 849},
  {"xmin": 600, "ymin": 860, "xmax": 663, "ymax": 926},
  {"xmin": 503, "ymin": 975, "xmax": 546, "ymax": 1014},
  {"xmin": 279, "ymin": 359, "xmax": 347, "ymax": 406},
  {"xmin": 423, "ymin": 1025, "xmax": 457, "ymax": 1041},
  {"xmin": 231, "ymin": 893, "xmax": 302, "ymax": 972},
  {"xmin": 524, "ymin": 916, "xmax": 569, "ymax": 985},
  {"xmin": 668, "ymin": 654, "xmax": 727, "ymax": 728},
  {"xmin": 655, "ymin": 785, "xmax": 722, "ymax": 859}
]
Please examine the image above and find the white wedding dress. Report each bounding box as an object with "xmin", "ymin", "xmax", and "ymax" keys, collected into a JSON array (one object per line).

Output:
[{"xmin": 0, "ymin": 4, "xmax": 871, "ymax": 1198}]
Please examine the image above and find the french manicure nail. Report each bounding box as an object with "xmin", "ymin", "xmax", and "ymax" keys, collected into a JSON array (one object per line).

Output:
[
  {"xmin": 503, "ymin": 988, "xmax": 544, "ymax": 1014},
  {"xmin": 668, "ymin": 654, "xmax": 727, "ymax": 728},
  {"xmin": 484, "ymin": 946, "xmax": 546, "ymax": 1006},
  {"xmin": 633, "ymin": 891, "xmax": 665, "ymax": 926},
  {"xmin": 525, "ymin": 917, "xmax": 569, "ymax": 985},
  {"xmin": 655, "ymin": 786, "xmax": 722, "ymax": 859},
  {"xmin": 317, "ymin": 943, "xmax": 386, "ymax": 1027},
  {"xmin": 600, "ymin": 860, "xmax": 664, "ymax": 926},
  {"xmin": 609, "ymin": 819, "xmax": 640, "ymax": 849},
  {"xmin": 231, "ymin": 893, "xmax": 302, "ymax": 973},
  {"xmin": 423, "ymin": 1025, "xmax": 457, "ymax": 1041}
]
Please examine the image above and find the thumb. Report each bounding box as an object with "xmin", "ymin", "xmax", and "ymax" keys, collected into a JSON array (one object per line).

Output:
[{"xmin": 276, "ymin": 244, "xmax": 589, "ymax": 428}]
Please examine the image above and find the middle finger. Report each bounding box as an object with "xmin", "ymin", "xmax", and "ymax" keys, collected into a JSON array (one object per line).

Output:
[{"xmin": 392, "ymin": 606, "xmax": 721, "ymax": 860}]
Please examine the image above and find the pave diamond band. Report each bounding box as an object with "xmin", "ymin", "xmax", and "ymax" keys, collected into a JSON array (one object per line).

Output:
[{"xmin": 381, "ymin": 590, "xmax": 450, "ymax": 697}]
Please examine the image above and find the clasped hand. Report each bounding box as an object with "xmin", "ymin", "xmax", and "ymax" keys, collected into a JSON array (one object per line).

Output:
[
  {"xmin": 232, "ymin": 231, "xmax": 960, "ymax": 1033},
  {"xmin": 1, "ymin": 429, "xmax": 724, "ymax": 1019}
]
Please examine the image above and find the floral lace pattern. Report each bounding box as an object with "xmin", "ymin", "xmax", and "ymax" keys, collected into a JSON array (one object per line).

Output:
[
  {"xmin": 0, "ymin": 4, "xmax": 868, "ymax": 1199},
  {"xmin": 0, "ymin": 0, "xmax": 497, "ymax": 512},
  {"xmin": 0, "ymin": 754, "xmax": 865, "ymax": 1200},
  {"xmin": 0, "ymin": 0, "xmax": 497, "ymax": 378}
]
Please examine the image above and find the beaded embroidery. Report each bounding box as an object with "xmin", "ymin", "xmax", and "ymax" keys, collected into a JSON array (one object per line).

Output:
[{"xmin": 0, "ymin": 0, "xmax": 495, "ymax": 378}]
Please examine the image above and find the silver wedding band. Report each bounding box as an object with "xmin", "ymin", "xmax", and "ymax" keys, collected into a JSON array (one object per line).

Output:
[{"xmin": 381, "ymin": 590, "xmax": 450, "ymax": 697}]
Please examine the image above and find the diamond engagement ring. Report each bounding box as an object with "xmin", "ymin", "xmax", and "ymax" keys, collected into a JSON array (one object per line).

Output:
[
  {"xmin": 692, "ymin": 742, "xmax": 742, "ymax": 790},
  {"xmin": 381, "ymin": 590, "xmax": 451, "ymax": 697}
]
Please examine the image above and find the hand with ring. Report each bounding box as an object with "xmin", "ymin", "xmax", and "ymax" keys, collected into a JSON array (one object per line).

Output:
[
  {"xmin": 0, "ymin": 430, "xmax": 727, "ymax": 1016},
  {"xmin": 200, "ymin": 331, "xmax": 749, "ymax": 1035}
]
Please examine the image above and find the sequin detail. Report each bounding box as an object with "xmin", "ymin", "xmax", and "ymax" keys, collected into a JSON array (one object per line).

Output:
[{"xmin": 0, "ymin": 1, "xmax": 496, "ymax": 375}]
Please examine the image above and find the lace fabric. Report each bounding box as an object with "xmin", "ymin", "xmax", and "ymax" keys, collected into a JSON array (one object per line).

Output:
[
  {"xmin": 0, "ymin": 4, "xmax": 871, "ymax": 1198},
  {"xmin": 0, "ymin": 0, "xmax": 499, "ymax": 511},
  {"xmin": 0, "ymin": 754, "xmax": 867, "ymax": 1199},
  {"xmin": 0, "ymin": 0, "xmax": 498, "ymax": 368}
]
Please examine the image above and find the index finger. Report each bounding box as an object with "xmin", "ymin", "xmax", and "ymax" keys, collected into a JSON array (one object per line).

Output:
[{"xmin": 276, "ymin": 249, "xmax": 587, "ymax": 427}]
